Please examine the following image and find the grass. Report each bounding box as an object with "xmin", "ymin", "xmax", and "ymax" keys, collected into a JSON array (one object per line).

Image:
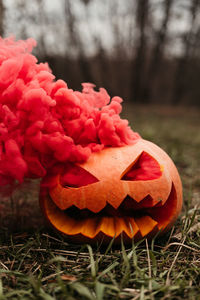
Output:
[{"xmin": 1, "ymin": 104, "xmax": 200, "ymax": 299}]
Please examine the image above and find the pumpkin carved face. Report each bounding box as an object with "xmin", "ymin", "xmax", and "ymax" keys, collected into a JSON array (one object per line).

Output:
[{"xmin": 40, "ymin": 139, "xmax": 182, "ymax": 244}]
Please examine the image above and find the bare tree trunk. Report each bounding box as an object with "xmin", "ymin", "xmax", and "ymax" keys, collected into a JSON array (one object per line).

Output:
[
  {"xmin": 142, "ymin": 0, "xmax": 173, "ymax": 103},
  {"xmin": 64, "ymin": 0, "xmax": 93, "ymax": 83},
  {"xmin": 93, "ymin": 41, "xmax": 111, "ymax": 91},
  {"xmin": 0, "ymin": 0, "xmax": 4, "ymax": 37},
  {"xmin": 172, "ymin": 0, "xmax": 200, "ymax": 104},
  {"xmin": 35, "ymin": 0, "xmax": 48, "ymax": 57},
  {"xmin": 130, "ymin": 0, "xmax": 149, "ymax": 103}
]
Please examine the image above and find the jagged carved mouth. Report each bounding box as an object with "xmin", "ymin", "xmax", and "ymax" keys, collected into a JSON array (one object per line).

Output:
[
  {"xmin": 65, "ymin": 195, "xmax": 159, "ymax": 219},
  {"xmin": 42, "ymin": 183, "xmax": 177, "ymax": 241}
]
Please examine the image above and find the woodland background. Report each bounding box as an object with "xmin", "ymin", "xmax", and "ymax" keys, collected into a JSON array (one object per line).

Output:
[{"xmin": 1, "ymin": 0, "xmax": 200, "ymax": 105}]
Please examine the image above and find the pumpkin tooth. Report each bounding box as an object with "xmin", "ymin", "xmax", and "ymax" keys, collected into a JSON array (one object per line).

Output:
[
  {"xmin": 80, "ymin": 217, "xmax": 100, "ymax": 238},
  {"xmin": 60, "ymin": 217, "xmax": 79, "ymax": 234},
  {"xmin": 153, "ymin": 200, "xmax": 164, "ymax": 207},
  {"xmin": 96, "ymin": 217, "xmax": 116, "ymax": 237},
  {"xmin": 112, "ymin": 217, "xmax": 129, "ymax": 238},
  {"xmin": 60, "ymin": 215, "xmax": 99, "ymax": 237},
  {"xmin": 112, "ymin": 217, "xmax": 124, "ymax": 237},
  {"xmin": 127, "ymin": 217, "xmax": 140, "ymax": 237},
  {"xmin": 44, "ymin": 196, "xmax": 79, "ymax": 234},
  {"xmin": 123, "ymin": 217, "xmax": 140, "ymax": 238},
  {"xmin": 134, "ymin": 216, "xmax": 158, "ymax": 237},
  {"xmin": 81, "ymin": 217, "xmax": 141, "ymax": 239},
  {"xmin": 119, "ymin": 195, "xmax": 161, "ymax": 212},
  {"xmin": 65, "ymin": 219, "xmax": 86, "ymax": 235},
  {"xmin": 110, "ymin": 217, "xmax": 139, "ymax": 239},
  {"xmin": 139, "ymin": 195, "xmax": 161, "ymax": 207}
]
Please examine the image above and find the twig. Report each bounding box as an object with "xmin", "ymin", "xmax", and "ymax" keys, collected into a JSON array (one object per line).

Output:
[
  {"xmin": 0, "ymin": 261, "xmax": 9, "ymax": 270},
  {"xmin": 41, "ymin": 271, "xmax": 64, "ymax": 282},
  {"xmin": 146, "ymin": 239, "xmax": 153, "ymax": 299},
  {"xmin": 163, "ymin": 242, "xmax": 200, "ymax": 253},
  {"xmin": 42, "ymin": 233, "xmax": 69, "ymax": 245},
  {"xmin": 166, "ymin": 236, "xmax": 186, "ymax": 285}
]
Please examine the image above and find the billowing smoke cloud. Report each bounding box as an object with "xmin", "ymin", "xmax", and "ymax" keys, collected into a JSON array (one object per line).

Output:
[{"xmin": 0, "ymin": 37, "xmax": 140, "ymax": 188}]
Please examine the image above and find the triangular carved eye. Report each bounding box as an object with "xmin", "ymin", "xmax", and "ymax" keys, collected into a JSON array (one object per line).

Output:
[
  {"xmin": 121, "ymin": 151, "xmax": 162, "ymax": 181},
  {"xmin": 60, "ymin": 163, "xmax": 99, "ymax": 188}
]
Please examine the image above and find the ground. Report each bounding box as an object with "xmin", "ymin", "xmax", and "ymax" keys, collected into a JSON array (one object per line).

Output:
[{"xmin": 0, "ymin": 104, "xmax": 200, "ymax": 299}]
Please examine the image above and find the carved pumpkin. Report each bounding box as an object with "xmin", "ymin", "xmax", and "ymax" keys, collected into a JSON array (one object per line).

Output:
[{"xmin": 40, "ymin": 139, "xmax": 182, "ymax": 244}]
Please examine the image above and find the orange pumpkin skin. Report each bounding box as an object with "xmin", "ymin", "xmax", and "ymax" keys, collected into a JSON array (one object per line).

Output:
[{"xmin": 40, "ymin": 139, "xmax": 182, "ymax": 245}]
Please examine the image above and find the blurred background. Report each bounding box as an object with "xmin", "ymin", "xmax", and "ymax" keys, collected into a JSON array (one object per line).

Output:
[{"xmin": 1, "ymin": 0, "xmax": 200, "ymax": 105}]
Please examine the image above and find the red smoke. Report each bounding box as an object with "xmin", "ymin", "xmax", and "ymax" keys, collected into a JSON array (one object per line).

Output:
[{"xmin": 0, "ymin": 37, "xmax": 140, "ymax": 187}]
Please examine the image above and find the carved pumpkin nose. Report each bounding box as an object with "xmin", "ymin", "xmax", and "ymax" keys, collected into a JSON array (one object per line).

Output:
[{"xmin": 40, "ymin": 139, "xmax": 182, "ymax": 245}]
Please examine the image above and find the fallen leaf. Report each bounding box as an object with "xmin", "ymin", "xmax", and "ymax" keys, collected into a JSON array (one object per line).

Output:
[{"xmin": 61, "ymin": 274, "xmax": 77, "ymax": 281}]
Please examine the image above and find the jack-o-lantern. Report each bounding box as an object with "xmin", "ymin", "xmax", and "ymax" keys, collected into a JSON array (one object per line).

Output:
[{"xmin": 40, "ymin": 139, "xmax": 182, "ymax": 244}]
